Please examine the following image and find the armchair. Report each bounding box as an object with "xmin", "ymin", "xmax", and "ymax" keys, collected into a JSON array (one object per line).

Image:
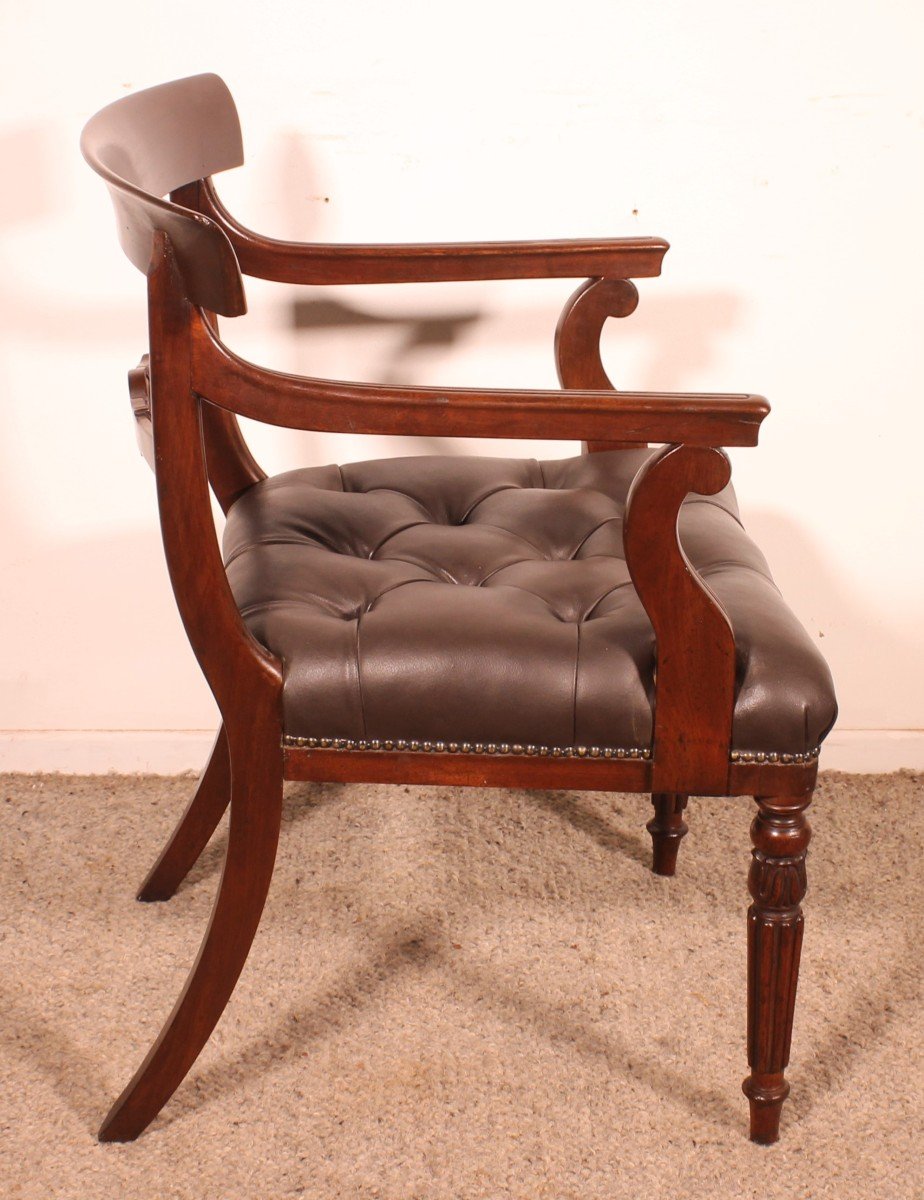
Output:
[{"xmin": 81, "ymin": 74, "xmax": 836, "ymax": 1144}]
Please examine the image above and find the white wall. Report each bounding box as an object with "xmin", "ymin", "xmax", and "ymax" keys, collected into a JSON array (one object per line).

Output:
[{"xmin": 0, "ymin": 0, "xmax": 921, "ymax": 771}]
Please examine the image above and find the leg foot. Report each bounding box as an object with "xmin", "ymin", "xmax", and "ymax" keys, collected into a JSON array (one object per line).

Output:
[
  {"xmin": 742, "ymin": 792, "xmax": 811, "ymax": 1144},
  {"xmin": 137, "ymin": 727, "xmax": 231, "ymax": 901},
  {"xmin": 646, "ymin": 793, "xmax": 688, "ymax": 875},
  {"xmin": 743, "ymin": 1071, "xmax": 790, "ymax": 1144},
  {"xmin": 99, "ymin": 717, "xmax": 282, "ymax": 1142}
]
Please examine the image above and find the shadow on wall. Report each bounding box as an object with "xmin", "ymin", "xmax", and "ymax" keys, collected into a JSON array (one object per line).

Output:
[
  {"xmin": 291, "ymin": 295, "xmax": 484, "ymax": 386},
  {"xmin": 271, "ymin": 124, "xmax": 750, "ymax": 460},
  {"xmin": 288, "ymin": 290, "xmax": 743, "ymax": 392},
  {"xmin": 281, "ymin": 286, "xmax": 744, "ymax": 463}
]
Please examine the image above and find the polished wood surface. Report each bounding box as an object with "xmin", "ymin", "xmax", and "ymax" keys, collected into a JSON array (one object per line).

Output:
[
  {"xmin": 284, "ymin": 745, "xmax": 652, "ymax": 791},
  {"xmin": 192, "ymin": 311, "xmax": 768, "ymax": 446},
  {"xmin": 97, "ymin": 239, "xmax": 285, "ymax": 1141},
  {"xmin": 742, "ymin": 793, "xmax": 812, "ymax": 1144},
  {"xmin": 80, "ymin": 76, "xmax": 246, "ymax": 315},
  {"xmin": 555, "ymin": 276, "xmax": 646, "ymax": 452},
  {"xmin": 83, "ymin": 74, "xmax": 821, "ymax": 1144},
  {"xmin": 647, "ymin": 793, "xmax": 690, "ymax": 876},
  {"xmin": 127, "ymin": 354, "xmax": 155, "ymax": 470},
  {"xmin": 624, "ymin": 444, "xmax": 737, "ymax": 794}
]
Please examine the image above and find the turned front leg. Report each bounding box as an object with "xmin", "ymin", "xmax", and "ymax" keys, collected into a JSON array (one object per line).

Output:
[
  {"xmin": 647, "ymin": 793, "xmax": 689, "ymax": 875},
  {"xmin": 742, "ymin": 793, "xmax": 812, "ymax": 1144}
]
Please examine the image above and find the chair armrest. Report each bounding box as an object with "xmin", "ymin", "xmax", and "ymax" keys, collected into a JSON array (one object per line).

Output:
[
  {"xmin": 189, "ymin": 179, "xmax": 669, "ymax": 286},
  {"xmin": 191, "ymin": 314, "xmax": 769, "ymax": 446}
]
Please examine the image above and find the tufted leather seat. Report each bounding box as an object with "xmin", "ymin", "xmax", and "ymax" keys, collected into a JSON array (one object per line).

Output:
[{"xmin": 224, "ymin": 449, "xmax": 836, "ymax": 758}]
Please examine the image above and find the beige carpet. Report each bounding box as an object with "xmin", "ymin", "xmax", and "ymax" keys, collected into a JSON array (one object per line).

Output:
[{"xmin": 1, "ymin": 770, "xmax": 921, "ymax": 1199}]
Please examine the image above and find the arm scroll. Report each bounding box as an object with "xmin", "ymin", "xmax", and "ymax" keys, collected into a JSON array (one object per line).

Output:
[
  {"xmin": 555, "ymin": 276, "xmax": 643, "ymax": 451},
  {"xmin": 624, "ymin": 444, "xmax": 737, "ymax": 794},
  {"xmin": 555, "ymin": 277, "xmax": 640, "ymax": 390}
]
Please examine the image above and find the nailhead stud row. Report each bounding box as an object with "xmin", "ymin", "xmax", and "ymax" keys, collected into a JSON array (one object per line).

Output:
[
  {"xmin": 283, "ymin": 736, "xmax": 650, "ymax": 759},
  {"xmin": 730, "ymin": 748, "xmax": 820, "ymax": 765},
  {"xmin": 283, "ymin": 736, "xmax": 820, "ymax": 765}
]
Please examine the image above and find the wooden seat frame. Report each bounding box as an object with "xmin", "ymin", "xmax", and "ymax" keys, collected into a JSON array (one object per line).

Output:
[{"xmin": 83, "ymin": 75, "xmax": 815, "ymax": 1145}]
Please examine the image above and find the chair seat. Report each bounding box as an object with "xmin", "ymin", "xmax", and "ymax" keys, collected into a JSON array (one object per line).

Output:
[{"xmin": 223, "ymin": 449, "xmax": 836, "ymax": 759}]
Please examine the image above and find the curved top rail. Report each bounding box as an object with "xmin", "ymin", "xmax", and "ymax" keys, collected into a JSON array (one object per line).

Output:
[{"xmin": 80, "ymin": 74, "xmax": 246, "ymax": 315}]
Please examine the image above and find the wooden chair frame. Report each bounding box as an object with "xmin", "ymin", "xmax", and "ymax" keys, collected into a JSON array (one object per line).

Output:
[{"xmin": 83, "ymin": 75, "xmax": 815, "ymax": 1144}]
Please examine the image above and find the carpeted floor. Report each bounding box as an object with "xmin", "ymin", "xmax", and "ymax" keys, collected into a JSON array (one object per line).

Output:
[{"xmin": 0, "ymin": 770, "xmax": 921, "ymax": 1199}]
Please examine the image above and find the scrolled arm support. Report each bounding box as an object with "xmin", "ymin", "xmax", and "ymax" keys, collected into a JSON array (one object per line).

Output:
[
  {"xmin": 624, "ymin": 443, "xmax": 737, "ymax": 793},
  {"xmin": 555, "ymin": 277, "xmax": 646, "ymax": 451},
  {"xmin": 555, "ymin": 277, "xmax": 639, "ymax": 390}
]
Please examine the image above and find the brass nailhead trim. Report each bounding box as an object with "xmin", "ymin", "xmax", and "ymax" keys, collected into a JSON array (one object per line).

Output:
[
  {"xmin": 729, "ymin": 748, "xmax": 820, "ymax": 765},
  {"xmin": 283, "ymin": 736, "xmax": 651, "ymax": 760},
  {"xmin": 282, "ymin": 737, "xmax": 821, "ymax": 765}
]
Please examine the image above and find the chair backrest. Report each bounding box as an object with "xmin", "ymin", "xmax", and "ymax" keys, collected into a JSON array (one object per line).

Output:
[{"xmin": 80, "ymin": 73, "xmax": 247, "ymax": 315}]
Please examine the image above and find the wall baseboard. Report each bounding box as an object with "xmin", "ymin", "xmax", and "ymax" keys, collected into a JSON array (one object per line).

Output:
[
  {"xmin": 819, "ymin": 729, "xmax": 922, "ymax": 773},
  {"xmin": 0, "ymin": 731, "xmax": 214, "ymax": 775},
  {"xmin": 0, "ymin": 728, "xmax": 920, "ymax": 776}
]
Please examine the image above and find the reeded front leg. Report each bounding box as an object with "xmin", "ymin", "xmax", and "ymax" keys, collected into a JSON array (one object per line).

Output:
[
  {"xmin": 646, "ymin": 793, "xmax": 688, "ymax": 875},
  {"xmin": 742, "ymin": 792, "xmax": 812, "ymax": 1144}
]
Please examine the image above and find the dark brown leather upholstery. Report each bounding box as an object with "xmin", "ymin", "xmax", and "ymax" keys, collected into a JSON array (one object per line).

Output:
[{"xmin": 224, "ymin": 449, "xmax": 836, "ymax": 757}]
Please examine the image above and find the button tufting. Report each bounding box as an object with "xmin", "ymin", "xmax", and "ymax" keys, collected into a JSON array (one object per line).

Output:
[{"xmin": 224, "ymin": 451, "xmax": 837, "ymax": 758}]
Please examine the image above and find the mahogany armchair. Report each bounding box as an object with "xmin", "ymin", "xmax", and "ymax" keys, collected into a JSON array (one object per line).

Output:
[{"xmin": 81, "ymin": 74, "xmax": 836, "ymax": 1144}]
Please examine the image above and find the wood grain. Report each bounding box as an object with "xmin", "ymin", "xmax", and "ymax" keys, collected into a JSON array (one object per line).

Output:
[
  {"xmin": 624, "ymin": 444, "xmax": 737, "ymax": 794},
  {"xmin": 97, "ymin": 237, "xmax": 285, "ymax": 1141},
  {"xmin": 742, "ymin": 792, "xmax": 812, "ymax": 1144},
  {"xmin": 646, "ymin": 793, "xmax": 690, "ymax": 875},
  {"xmin": 191, "ymin": 312, "xmax": 769, "ymax": 446}
]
